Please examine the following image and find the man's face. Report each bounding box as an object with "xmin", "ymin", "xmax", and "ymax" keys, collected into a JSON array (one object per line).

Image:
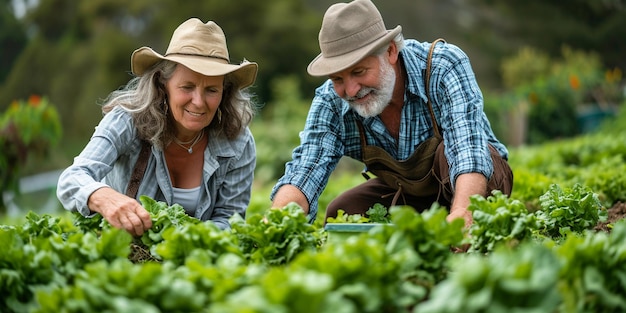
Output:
[{"xmin": 329, "ymin": 54, "xmax": 396, "ymax": 118}]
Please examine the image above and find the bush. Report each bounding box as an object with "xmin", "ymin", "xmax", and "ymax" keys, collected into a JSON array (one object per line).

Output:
[{"xmin": 0, "ymin": 95, "xmax": 62, "ymax": 211}]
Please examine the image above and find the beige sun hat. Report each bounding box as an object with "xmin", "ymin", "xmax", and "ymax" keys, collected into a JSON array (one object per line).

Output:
[
  {"xmin": 131, "ymin": 18, "xmax": 258, "ymax": 88},
  {"xmin": 307, "ymin": 0, "xmax": 402, "ymax": 77}
]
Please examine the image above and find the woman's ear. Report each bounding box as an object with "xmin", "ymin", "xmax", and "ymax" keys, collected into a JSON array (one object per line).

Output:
[{"xmin": 153, "ymin": 72, "xmax": 168, "ymax": 100}]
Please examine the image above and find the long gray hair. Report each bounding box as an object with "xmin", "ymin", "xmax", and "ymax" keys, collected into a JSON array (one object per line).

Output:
[{"xmin": 101, "ymin": 60, "xmax": 256, "ymax": 149}]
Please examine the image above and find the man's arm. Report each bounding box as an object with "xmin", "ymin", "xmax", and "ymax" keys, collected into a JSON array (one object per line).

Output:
[
  {"xmin": 271, "ymin": 184, "xmax": 310, "ymax": 214},
  {"xmin": 446, "ymin": 172, "xmax": 487, "ymax": 229}
]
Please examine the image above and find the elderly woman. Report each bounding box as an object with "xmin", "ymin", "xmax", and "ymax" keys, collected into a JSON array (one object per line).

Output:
[{"xmin": 57, "ymin": 18, "xmax": 258, "ymax": 235}]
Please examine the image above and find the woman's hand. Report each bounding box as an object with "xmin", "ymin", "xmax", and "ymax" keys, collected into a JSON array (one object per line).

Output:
[{"xmin": 88, "ymin": 187, "xmax": 153, "ymax": 236}]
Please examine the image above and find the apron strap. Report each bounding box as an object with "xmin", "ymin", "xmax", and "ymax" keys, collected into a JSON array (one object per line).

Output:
[
  {"xmin": 425, "ymin": 38, "xmax": 446, "ymax": 138},
  {"xmin": 125, "ymin": 140, "xmax": 150, "ymax": 198}
]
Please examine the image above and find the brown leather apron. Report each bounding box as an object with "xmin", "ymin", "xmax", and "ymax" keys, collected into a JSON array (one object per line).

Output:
[{"xmin": 357, "ymin": 38, "xmax": 513, "ymax": 207}]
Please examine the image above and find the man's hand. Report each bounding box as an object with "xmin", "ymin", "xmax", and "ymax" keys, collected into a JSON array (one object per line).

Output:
[
  {"xmin": 447, "ymin": 208, "xmax": 472, "ymax": 253},
  {"xmin": 447, "ymin": 207, "xmax": 473, "ymax": 229},
  {"xmin": 88, "ymin": 187, "xmax": 152, "ymax": 237},
  {"xmin": 448, "ymin": 172, "xmax": 487, "ymax": 229},
  {"xmin": 271, "ymin": 185, "xmax": 310, "ymax": 214},
  {"xmin": 445, "ymin": 172, "xmax": 486, "ymax": 252}
]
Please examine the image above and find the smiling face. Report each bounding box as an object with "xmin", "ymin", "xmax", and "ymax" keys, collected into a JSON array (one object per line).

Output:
[
  {"xmin": 165, "ymin": 64, "xmax": 224, "ymax": 140},
  {"xmin": 329, "ymin": 54, "xmax": 396, "ymax": 118}
]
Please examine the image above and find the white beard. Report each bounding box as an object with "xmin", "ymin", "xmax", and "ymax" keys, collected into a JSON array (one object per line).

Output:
[{"xmin": 344, "ymin": 56, "xmax": 396, "ymax": 118}]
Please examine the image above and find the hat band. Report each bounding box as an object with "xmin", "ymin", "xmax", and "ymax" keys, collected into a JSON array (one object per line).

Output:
[{"xmin": 165, "ymin": 52, "xmax": 229, "ymax": 63}]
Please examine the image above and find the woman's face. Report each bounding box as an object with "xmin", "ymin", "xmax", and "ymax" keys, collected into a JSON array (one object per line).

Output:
[{"xmin": 165, "ymin": 64, "xmax": 224, "ymax": 139}]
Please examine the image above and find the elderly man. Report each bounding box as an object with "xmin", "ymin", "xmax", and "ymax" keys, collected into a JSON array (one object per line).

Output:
[{"xmin": 271, "ymin": 0, "xmax": 513, "ymax": 228}]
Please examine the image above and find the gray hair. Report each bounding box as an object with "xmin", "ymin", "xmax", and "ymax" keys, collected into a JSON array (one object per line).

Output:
[
  {"xmin": 373, "ymin": 32, "xmax": 405, "ymax": 57},
  {"xmin": 101, "ymin": 60, "xmax": 256, "ymax": 149}
]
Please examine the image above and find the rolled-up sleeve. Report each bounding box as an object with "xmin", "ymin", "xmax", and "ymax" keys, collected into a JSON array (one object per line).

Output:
[
  {"xmin": 270, "ymin": 86, "xmax": 344, "ymax": 219},
  {"xmin": 56, "ymin": 108, "xmax": 135, "ymax": 216},
  {"xmin": 433, "ymin": 45, "xmax": 493, "ymax": 186}
]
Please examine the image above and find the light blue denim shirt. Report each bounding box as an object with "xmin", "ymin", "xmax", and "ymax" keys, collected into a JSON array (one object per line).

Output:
[
  {"xmin": 57, "ymin": 106, "xmax": 256, "ymax": 230},
  {"xmin": 271, "ymin": 39, "xmax": 508, "ymax": 221}
]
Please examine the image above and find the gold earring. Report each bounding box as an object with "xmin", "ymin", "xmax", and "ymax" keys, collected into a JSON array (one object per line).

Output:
[{"xmin": 217, "ymin": 108, "xmax": 222, "ymax": 123}]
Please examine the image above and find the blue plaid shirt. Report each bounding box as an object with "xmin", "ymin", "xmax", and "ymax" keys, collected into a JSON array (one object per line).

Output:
[{"xmin": 271, "ymin": 39, "xmax": 508, "ymax": 220}]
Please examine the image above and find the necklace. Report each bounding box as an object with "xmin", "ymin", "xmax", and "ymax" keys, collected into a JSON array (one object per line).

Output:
[{"xmin": 173, "ymin": 131, "xmax": 203, "ymax": 154}]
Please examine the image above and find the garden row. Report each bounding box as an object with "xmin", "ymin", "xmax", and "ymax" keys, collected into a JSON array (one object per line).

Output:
[
  {"xmin": 2, "ymin": 111, "xmax": 626, "ymax": 313},
  {"xmin": 2, "ymin": 179, "xmax": 625, "ymax": 313}
]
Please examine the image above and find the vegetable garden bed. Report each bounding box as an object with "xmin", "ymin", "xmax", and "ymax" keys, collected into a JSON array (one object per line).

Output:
[
  {"xmin": 2, "ymin": 188, "xmax": 625, "ymax": 313},
  {"xmin": 2, "ymin": 127, "xmax": 626, "ymax": 312},
  {"xmin": 596, "ymin": 201, "xmax": 626, "ymax": 232}
]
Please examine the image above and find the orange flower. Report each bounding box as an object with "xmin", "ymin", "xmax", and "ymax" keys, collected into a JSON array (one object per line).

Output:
[
  {"xmin": 28, "ymin": 94, "xmax": 42, "ymax": 107},
  {"xmin": 569, "ymin": 74, "xmax": 580, "ymax": 90}
]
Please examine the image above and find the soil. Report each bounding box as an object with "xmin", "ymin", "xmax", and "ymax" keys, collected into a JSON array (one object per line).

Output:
[
  {"xmin": 594, "ymin": 201, "xmax": 626, "ymax": 233},
  {"xmin": 129, "ymin": 241, "xmax": 160, "ymax": 263}
]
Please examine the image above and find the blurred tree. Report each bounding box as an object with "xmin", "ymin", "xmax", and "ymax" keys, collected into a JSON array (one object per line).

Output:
[
  {"xmin": 135, "ymin": 0, "xmax": 323, "ymax": 101},
  {"xmin": 0, "ymin": 0, "xmax": 322, "ymax": 166},
  {"xmin": 0, "ymin": 0, "xmax": 27, "ymax": 83},
  {"xmin": 4, "ymin": 0, "xmax": 623, "ymax": 174},
  {"xmin": 468, "ymin": 0, "xmax": 626, "ymax": 80}
]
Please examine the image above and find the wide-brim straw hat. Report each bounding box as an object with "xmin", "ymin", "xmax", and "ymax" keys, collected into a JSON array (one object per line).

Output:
[
  {"xmin": 307, "ymin": 0, "xmax": 402, "ymax": 77},
  {"xmin": 131, "ymin": 18, "xmax": 258, "ymax": 88}
]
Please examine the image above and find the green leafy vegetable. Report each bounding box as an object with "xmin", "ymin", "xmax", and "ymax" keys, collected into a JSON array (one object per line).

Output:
[
  {"xmin": 468, "ymin": 191, "xmax": 540, "ymax": 253},
  {"xmin": 536, "ymin": 183, "xmax": 607, "ymax": 237}
]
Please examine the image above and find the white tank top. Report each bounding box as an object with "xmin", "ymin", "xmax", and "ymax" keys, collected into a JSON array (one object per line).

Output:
[{"xmin": 172, "ymin": 186, "xmax": 201, "ymax": 216}]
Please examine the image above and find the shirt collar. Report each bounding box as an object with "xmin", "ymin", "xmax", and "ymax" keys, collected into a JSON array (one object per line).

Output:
[{"xmin": 399, "ymin": 46, "xmax": 429, "ymax": 105}]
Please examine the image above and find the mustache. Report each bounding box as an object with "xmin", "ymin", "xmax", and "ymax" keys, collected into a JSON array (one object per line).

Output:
[{"xmin": 344, "ymin": 87, "xmax": 375, "ymax": 102}]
